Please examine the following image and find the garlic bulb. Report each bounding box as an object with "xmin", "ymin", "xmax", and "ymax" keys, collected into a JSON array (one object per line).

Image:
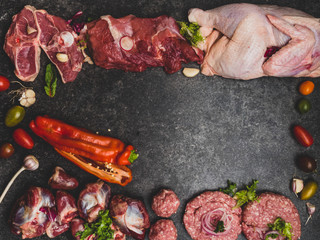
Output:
[
  {"xmin": 19, "ymin": 89, "xmax": 36, "ymax": 107},
  {"xmin": 23, "ymin": 155, "xmax": 39, "ymax": 171}
]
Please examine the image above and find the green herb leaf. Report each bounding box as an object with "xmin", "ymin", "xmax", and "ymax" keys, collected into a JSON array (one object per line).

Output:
[
  {"xmin": 76, "ymin": 209, "xmax": 114, "ymax": 240},
  {"xmin": 233, "ymin": 180, "xmax": 259, "ymax": 209},
  {"xmin": 177, "ymin": 21, "xmax": 204, "ymax": 47},
  {"xmin": 214, "ymin": 221, "xmax": 225, "ymax": 233},
  {"xmin": 44, "ymin": 63, "xmax": 57, "ymax": 97},
  {"xmin": 219, "ymin": 180, "xmax": 237, "ymax": 196},
  {"xmin": 266, "ymin": 217, "xmax": 293, "ymax": 240},
  {"xmin": 128, "ymin": 150, "xmax": 139, "ymax": 164}
]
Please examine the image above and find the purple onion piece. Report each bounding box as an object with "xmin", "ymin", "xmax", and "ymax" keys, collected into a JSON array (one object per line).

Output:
[{"xmin": 263, "ymin": 230, "xmax": 280, "ymax": 239}]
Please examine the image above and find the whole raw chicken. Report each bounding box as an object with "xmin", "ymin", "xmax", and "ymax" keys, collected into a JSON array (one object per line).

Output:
[{"xmin": 188, "ymin": 3, "xmax": 320, "ymax": 79}]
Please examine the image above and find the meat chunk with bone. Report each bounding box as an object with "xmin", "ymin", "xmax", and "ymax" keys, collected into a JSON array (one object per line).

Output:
[
  {"xmin": 56, "ymin": 190, "xmax": 78, "ymax": 224},
  {"xmin": 82, "ymin": 15, "xmax": 203, "ymax": 73},
  {"xmin": 34, "ymin": 9, "xmax": 84, "ymax": 83},
  {"xmin": 188, "ymin": 3, "xmax": 320, "ymax": 79},
  {"xmin": 48, "ymin": 166, "xmax": 79, "ymax": 190},
  {"xmin": 3, "ymin": 5, "xmax": 40, "ymax": 81},
  {"xmin": 77, "ymin": 180, "xmax": 111, "ymax": 222},
  {"xmin": 9, "ymin": 187, "xmax": 55, "ymax": 239},
  {"xmin": 110, "ymin": 194, "xmax": 150, "ymax": 240},
  {"xmin": 4, "ymin": 5, "xmax": 84, "ymax": 83}
]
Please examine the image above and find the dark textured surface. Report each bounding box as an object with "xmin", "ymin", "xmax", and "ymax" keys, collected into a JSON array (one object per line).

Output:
[{"xmin": 0, "ymin": 0, "xmax": 319, "ymax": 239}]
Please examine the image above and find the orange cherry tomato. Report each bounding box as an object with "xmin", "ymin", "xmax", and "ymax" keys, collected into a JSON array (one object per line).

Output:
[{"xmin": 299, "ymin": 81, "xmax": 314, "ymax": 95}]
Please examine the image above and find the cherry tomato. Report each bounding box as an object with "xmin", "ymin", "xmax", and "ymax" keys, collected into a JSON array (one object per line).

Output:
[
  {"xmin": 5, "ymin": 106, "xmax": 25, "ymax": 127},
  {"xmin": 297, "ymin": 98, "xmax": 311, "ymax": 114},
  {"xmin": 299, "ymin": 81, "xmax": 314, "ymax": 95},
  {"xmin": 297, "ymin": 155, "xmax": 317, "ymax": 173},
  {"xmin": 13, "ymin": 128, "xmax": 34, "ymax": 149},
  {"xmin": 0, "ymin": 75, "xmax": 10, "ymax": 92},
  {"xmin": 293, "ymin": 125, "xmax": 313, "ymax": 147},
  {"xmin": 0, "ymin": 143, "xmax": 15, "ymax": 158}
]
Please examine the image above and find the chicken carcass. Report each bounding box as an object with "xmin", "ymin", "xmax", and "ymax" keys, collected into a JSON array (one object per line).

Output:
[{"xmin": 188, "ymin": 3, "xmax": 320, "ymax": 79}]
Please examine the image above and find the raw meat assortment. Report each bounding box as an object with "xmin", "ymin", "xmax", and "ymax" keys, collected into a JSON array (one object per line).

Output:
[
  {"xmin": 109, "ymin": 194, "xmax": 150, "ymax": 240},
  {"xmin": 48, "ymin": 166, "xmax": 79, "ymax": 190},
  {"xmin": 242, "ymin": 192, "xmax": 301, "ymax": 240},
  {"xmin": 149, "ymin": 219, "xmax": 177, "ymax": 240},
  {"xmin": 82, "ymin": 15, "xmax": 203, "ymax": 73},
  {"xmin": 4, "ymin": 5, "xmax": 84, "ymax": 83},
  {"xmin": 77, "ymin": 180, "xmax": 111, "ymax": 222},
  {"xmin": 188, "ymin": 3, "xmax": 320, "ymax": 79},
  {"xmin": 151, "ymin": 189, "xmax": 180, "ymax": 217},
  {"xmin": 183, "ymin": 191, "xmax": 242, "ymax": 240},
  {"xmin": 3, "ymin": 5, "xmax": 40, "ymax": 81},
  {"xmin": 9, "ymin": 187, "xmax": 56, "ymax": 239},
  {"xmin": 70, "ymin": 218, "xmax": 85, "ymax": 240}
]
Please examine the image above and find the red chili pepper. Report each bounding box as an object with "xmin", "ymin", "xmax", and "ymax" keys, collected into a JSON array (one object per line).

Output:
[{"xmin": 293, "ymin": 125, "xmax": 313, "ymax": 147}]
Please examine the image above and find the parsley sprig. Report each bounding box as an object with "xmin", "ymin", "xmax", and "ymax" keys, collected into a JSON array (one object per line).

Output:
[
  {"xmin": 266, "ymin": 217, "xmax": 293, "ymax": 240},
  {"xmin": 214, "ymin": 220, "xmax": 225, "ymax": 233},
  {"xmin": 177, "ymin": 21, "xmax": 204, "ymax": 47},
  {"xmin": 220, "ymin": 180, "xmax": 259, "ymax": 209},
  {"xmin": 76, "ymin": 209, "xmax": 114, "ymax": 240}
]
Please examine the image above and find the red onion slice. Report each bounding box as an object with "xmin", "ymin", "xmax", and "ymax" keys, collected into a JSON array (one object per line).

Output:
[{"xmin": 201, "ymin": 208, "xmax": 233, "ymax": 236}]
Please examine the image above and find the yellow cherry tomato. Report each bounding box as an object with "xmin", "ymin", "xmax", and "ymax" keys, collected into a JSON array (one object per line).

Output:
[{"xmin": 299, "ymin": 81, "xmax": 314, "ymax": 95}]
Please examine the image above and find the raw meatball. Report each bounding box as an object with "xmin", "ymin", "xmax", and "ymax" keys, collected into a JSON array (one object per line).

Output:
[
  {"xmin": 152, "ymin": 189, "xmax": 180, "ymax": 217},
  {"xmin": 149, "ymin": 219, "xmax": 177, "ymax": 240}
]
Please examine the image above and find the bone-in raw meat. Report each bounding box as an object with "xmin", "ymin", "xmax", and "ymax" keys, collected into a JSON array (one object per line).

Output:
[
  {"xmin": 10, "ymin": 187, "xmax": 55, "ymax": 239},
  {"xmin": 82, "ymin": 15, "xmax": 203, "ymax": 73},
  {"xmin": 77, "ymin": 180, "xmax": 111, "ymax": 223},
  {"xmin": 4, "ymin": 5, "xmax": 84, "ymax": 83},
  {"xmin": 34, "ymin": 9, "xmax": 84, "ymax": 83},
  {"xmin": 188, "ymin": 3, "xmax": 320, "ymax": 79},
  {"xmin": 3, "ymin": 5, "xmax": 40, "ymax": 81},
  {"xmin": 56, "ymin": 190, "xmax": 78, "ymax": 224}
]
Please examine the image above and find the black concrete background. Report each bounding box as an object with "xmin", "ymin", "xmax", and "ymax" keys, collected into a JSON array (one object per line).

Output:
[{"xmin": 0, "ymin": 0, "xmax": 319, "ymax": 239}]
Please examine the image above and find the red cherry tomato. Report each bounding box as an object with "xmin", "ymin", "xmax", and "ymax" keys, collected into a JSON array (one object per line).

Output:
[
  {"xmin": 293, "ymin": 125, "xmax": 313, "ymax": 147},
  {"xmin": 0, "ymin": 75, "xmax": 10, "ymax": 91},
  {"xmin": 13, "ymin": 128, "xmax": 34, "ymax": 149},
  {"xmin": 0, "ymin": 143, "xmax": 15, "ymax": 158}
]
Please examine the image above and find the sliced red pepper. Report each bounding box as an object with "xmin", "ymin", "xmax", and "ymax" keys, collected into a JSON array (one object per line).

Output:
[
  {"xmin": 30, "ymin": 116, "xmax": 137, "ymax": 165},
  {"xmin": 55, "ymin": 148, "xmax": 132, "ymax": 186}
]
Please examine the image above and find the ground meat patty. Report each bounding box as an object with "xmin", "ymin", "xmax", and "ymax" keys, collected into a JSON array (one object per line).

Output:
[
  {"xmin": 183, "ymin": 191, "xmax": 242, "ymax": 240},
  {"xmin": 149, "ymin": 219, "xmax": 177, "ymax": 240},
  {"xmin": 152, "ymin": 189, "xmax": 180, "ymax": 217},
  {"xmin": 242, "ymin": 192, "xmax": 301, "ymax": 240}
]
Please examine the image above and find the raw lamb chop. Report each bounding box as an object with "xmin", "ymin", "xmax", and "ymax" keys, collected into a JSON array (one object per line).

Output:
[
  {"xmin": 188, "ymin": 3, "xmax": 320, "ymax": 79},
  {"xmin": 3, "ymin": 5, "xmax": 40, "ymax": 81},
  {"xmin": 4, "ymin": 6, "xmax": 84, "ymax": 83},
  {"xmin": 82, "ymin": 15, "xmax": 203, "ymax": 73},
  {"xmin": 34, "ymin": 9, "xmax": 84, "ymax": 83}
]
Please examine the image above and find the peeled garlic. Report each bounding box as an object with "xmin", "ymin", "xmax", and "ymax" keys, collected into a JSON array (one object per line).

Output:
[
  {"xmin": 183, "ymin": 68, "xmax": 200, "ymax": 78},
  {"xmin": 19, "ymin": 89, "xmax": 36, "ymax": 107},
  {"xmin": 56, "ymin": 53, "xmax": 69, "ymax": 62},
  {"xmin": 27, "ymin": 25, "xmax": 37, "ymax": 34},
  {"xmin": 292, "ymin": 177, "xmax": 304, "ymax": 197}
]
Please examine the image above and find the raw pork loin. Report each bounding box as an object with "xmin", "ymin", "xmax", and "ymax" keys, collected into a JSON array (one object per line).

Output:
[
  {"xmin": 188, "ymin": 3, "xmax": 320, "ymax": 79},
  {"xmin": 82, "ymin": 15, "xmax": 203, "ymax": 73},
  {"xmin": 4, "ymin": 5, "xmax": 84, "ymax": 83}
]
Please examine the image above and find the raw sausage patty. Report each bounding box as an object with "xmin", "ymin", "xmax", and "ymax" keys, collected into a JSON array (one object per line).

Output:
[
  {"xmin": 242, "ymin": 192, "xmax": 301, "ymax": 240},
  {"xmin": 183, "ymin": 191, "xmax": 242, "ymax": 240}
]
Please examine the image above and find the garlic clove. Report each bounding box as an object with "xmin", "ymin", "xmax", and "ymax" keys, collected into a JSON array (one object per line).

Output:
[
  {"xmin": 56, "ymin": 53, "xmax": 69, "ymax": 62},
  {"xmin": 292, "ymin": 178, "xmax": 304, "ymax": 197},
  {"xmin": 183, "ymin": 68, "xmax": 200, "ymax": 78},
  {"xmin": 25, "ymin": 89, "xmax": 35, "ymax": 98},
  {"xmin": 28, "ymin": 97, "xmax": 36, "ymax": 105},
  {"xmin": 20, "ymin": 98, "xmax": 28, "ymax": 107},
  {"xmin": 305, "ymin": 202, "xmax": 316, "ymax": 225}
]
